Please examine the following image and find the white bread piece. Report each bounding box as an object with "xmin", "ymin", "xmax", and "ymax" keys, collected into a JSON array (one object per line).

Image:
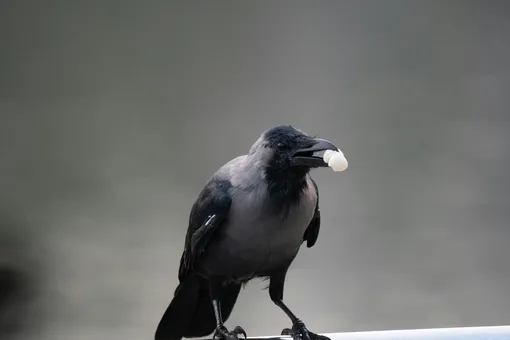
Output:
[{"xmin": 323, "ymin": 149, "xmax": 348, "ymax": 172}]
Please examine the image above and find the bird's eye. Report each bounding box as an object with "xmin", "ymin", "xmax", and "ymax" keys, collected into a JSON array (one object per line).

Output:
[{"xmin": 276, "ymin": 142, "xmax": 285, "ymax": 149}]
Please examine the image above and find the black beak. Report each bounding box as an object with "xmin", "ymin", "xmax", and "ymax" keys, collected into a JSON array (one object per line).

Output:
[{"xmin": 291, "ymin": 138, "xmax": 339, "ymax": 167}]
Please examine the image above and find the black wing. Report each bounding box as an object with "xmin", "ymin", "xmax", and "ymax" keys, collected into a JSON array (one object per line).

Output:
[
  {"xmin": 303, "ymin": 177, "xmax": 321, "ymax": 248},
  {"xmin": 178, "ymin": 178, "xmax": 232, "ymax": 281}
]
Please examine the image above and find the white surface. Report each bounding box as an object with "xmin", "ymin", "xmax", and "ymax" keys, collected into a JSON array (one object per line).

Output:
[{"xmin": 251, "ymin": 326, "xmax": 510, "ymax": 340}]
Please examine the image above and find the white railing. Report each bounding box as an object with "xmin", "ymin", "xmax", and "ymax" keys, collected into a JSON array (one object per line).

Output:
[{"xmin": 249, "ymin": 326, "xmax": 510, "ymax": 340}]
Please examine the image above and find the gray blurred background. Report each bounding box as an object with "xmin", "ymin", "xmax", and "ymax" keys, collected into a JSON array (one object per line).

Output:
[{"xmin": 1, "ymin": 1, "xmax": 510, "ymax": 339}]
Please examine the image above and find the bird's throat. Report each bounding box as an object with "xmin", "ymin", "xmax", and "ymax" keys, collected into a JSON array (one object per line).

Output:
[{"xmin": 264, "ymin": 168, "xmax": 309, "ymax": 212}]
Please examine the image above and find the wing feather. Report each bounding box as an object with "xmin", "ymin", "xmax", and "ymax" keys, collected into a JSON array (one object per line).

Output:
[{"xmin": 178, "ymin": 178, "xmax": 232, "ymax": 280}]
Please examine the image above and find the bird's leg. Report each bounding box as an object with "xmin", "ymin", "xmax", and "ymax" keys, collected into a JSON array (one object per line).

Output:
[
  {"xmin": 210, "ymin": 283, "xmax": 247, "ymax": 340},
  {"xmin": 269, "ymin": 272, "xmax": 330, "ymax": 340}
]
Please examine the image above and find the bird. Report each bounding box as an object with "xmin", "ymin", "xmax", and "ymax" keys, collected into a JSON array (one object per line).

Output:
[{"xmin": 155, "ymin": 125, "xmax": 348, "ymax": 340}]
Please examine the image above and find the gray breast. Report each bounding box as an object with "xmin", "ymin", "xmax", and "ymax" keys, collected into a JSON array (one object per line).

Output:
[{"xmin": 200, "ymin": 176, "xmax": 317, "ymax": 279}]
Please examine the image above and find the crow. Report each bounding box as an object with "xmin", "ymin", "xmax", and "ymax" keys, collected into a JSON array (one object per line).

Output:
[{"xmin": 155, "ymin": 125, "xmax": 347, "ymax": 340}]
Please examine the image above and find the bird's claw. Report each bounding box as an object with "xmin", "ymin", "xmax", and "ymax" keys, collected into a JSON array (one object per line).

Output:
[
  {"xmin": 213, "ymin": 325, "xmax": 247, "ymax": 340},
  {"xmin": 281, "ymin": 320, "xmax": 330, "ymax": 340},
  {"xmin": 232, "ymin": 325, "xmax": 248, "ymax": 339}
]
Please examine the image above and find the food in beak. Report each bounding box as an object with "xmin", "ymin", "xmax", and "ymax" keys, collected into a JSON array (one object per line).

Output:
[{"xmin": 323, "ymin": 149, "xmax": 348, "ymax": 172}]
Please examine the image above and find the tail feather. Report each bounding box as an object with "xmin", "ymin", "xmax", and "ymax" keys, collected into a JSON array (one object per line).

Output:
[{"xmin": 155, "ymin": 276, "xmax": 242, "ymax": 340}]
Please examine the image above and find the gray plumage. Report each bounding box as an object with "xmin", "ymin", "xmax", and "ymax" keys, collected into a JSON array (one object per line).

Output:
[
  {"xmin": 156, "ymin": 125, "xmax": 340, "ymax": 340},
  {"xmin": 198, "ymin": 152, "xmax": 317, "ymax": 279}
]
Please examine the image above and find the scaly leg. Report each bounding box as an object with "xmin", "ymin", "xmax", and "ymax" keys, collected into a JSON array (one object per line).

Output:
[
  {"xmin": 210, "ymin": 283, "xmax": 247, "ymax": 340},
  {"xmin": 269, "ymin": 270, "xmax": 330, "ymax": 340}
]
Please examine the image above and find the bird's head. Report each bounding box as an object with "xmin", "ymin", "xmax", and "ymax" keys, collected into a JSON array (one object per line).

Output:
[{"xmin": 250, "ymin": 125, "xmax": 346, "ymax": 177}]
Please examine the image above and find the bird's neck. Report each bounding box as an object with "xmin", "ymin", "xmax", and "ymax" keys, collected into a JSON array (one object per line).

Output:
[{"xmin": 264, "ymin": 167, "xmax": 310, "ymax": 210}]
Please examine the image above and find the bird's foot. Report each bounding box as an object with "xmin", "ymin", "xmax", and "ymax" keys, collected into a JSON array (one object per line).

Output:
[
  {"xmin": 281, "ymin": 320, "xmax": 330, "ymax": 340},
  {"xmin": 213, "ymin": 325, "xmax": 247, "ymax": 340}
]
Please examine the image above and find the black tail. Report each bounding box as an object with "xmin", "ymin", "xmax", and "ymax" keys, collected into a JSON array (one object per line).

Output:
[{"xmin": 155, "ymin": 275, "xmax": 242, "ymax": 340}]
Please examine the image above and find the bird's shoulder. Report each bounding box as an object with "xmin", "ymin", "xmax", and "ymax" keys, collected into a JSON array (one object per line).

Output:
[
  {"xmin": 187, "ymin": 154, "xmax": 256, "ymax": 228},
  {"xmin": 188, "ymin": 175, "xmax": 233, "ymax": 231},
  {"xmin": 303, "ymin": 174, "xmax": 321, "ymax": 248},
  {"xmin": 216, "ymin": 155, "xmax": 248, "ymax": 176}
]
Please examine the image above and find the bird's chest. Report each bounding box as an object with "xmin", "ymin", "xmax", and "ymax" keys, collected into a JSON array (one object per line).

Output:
[
  {"xmin": 211, "ymin": 187, "xmax": 317, "ymax": 276},
  {"xmin": 234, "ymin": 203, "xmax": 313, "ymax": 248}
]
